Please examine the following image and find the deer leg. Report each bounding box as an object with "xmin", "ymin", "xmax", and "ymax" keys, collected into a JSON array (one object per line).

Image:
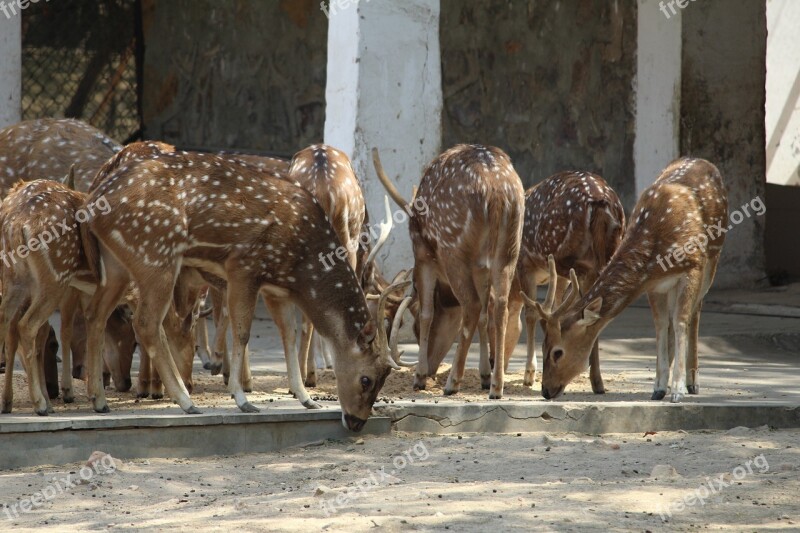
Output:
[
  {"xmin": 136, "ymin": 347, "xmax": 151, "ymax": 398},
  {"xmin": 443, "ymin": 282, "xmax": 481, "ymax": 396},
  {"xmin": 59, "ymin": 290, "xmax": 79, "ymax": 403},
  {"xmin": 242, "ymin": 343, "xmax": 252, "ymax": 393},
  {"xmin": 414, "ymin": 261, "xmax": 437, "ymax": 391},
  {"xmin": 39, "ymin": 324, "xmax": 59, "ymax": 405},
  {"xmin": 589, "ymin": 340, "xmax": 605, "ymax": 394},
  {"xmin": 300, "ymin": 315, "xmax": 316, "ymax": 387},
  {"xmin": 132, "ymin": 273, "xmax": 198, "ymax": 414},
  {"xmin": 669, "ymin": 271, "xmax": 702, "ymax": 403},
  {"xmin": 477, "ymin": 314, "xmax": 491, "ymax": 390},
  {"xmin": 149, "ymin": 361, "xmax": 164, "ymax": 399},
  {"xmin": 648, "ymin": 291, "xmax": 670, "ymax": 400},
  {"xmin": 687, "ymin": 305, "xmax": 701, "ymax": 395},
  {"xmin": 2, "ymin": 323, "xmax": 20, "ymax": 413},
  {"xmin": 0, "ymin": 284, "xmax": 25, "ymax": 413},
  {"xmin": 264, "ymin": 297, "xmax": 320, "ymax": 409},
  {"xmin": 17, "ymin": 294, "xmax": 60, "ymax": 416},
  {"xmin": 489, "ymin": 265, "xmax": 515, "ymax": 400},
  {"xmin": 503, "ymin": 291, "xmax": 522, "ymax": 375},
  {"xmin": 225, "ymin": 279, "xmax": 259, "ymax": 413},
  {"xmin": 524, "ymin": 308, "xmax": 538, "ymax": 387},
  {"xmin": 210, "ymin": 288, "xmax": 227, "ymax": 376}
]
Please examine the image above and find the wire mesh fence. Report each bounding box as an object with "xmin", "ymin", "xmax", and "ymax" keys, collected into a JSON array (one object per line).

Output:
[{"xmin": 21, "ymin": 0, "xmax": 141, "ymax": 143}]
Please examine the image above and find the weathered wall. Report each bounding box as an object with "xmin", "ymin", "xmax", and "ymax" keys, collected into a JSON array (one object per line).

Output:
[
  {"xmin": 141, "ymin": 0, "xmax": 327, "ymax": 155},
  {"xmin": 0, "ymin": 14, "xmax": 21, "ymax": 129},
  {"xmin": 440, "ymin": 0, "xmax": 638, "ymax": 208},
  {"xmin": 681, "ymin": 0, "xmax": 767, "ymax": 287}
]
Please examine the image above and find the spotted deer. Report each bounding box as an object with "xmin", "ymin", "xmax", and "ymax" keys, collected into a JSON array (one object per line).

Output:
[
  {"xmin": 81, "ymin": 148, "xmax": 402, "ymax": 430},
  {"xmin": 0, "ymin": 180, "xmax": 96, "ymax": 414},
  {"xmin": 0, "ymin": 118, "xmax": 121, "ymax": 196},
  {"xmin": 509, "ymin": 172, "xmax": 625, "ymax": 389},
  {"xmin": 530, "ymin": 158, "xmax": 727, "ymax": 402},
  {"xmin": 374, "ymin": 145, "xmax": 525, "ymax": 398},
  {"xmin": 0, "ymin": 118, "xmax": 137, "ymax": 393},
  {"xmin": 285, "ymin": 145, "xmax": 366, "ymax": 386}
]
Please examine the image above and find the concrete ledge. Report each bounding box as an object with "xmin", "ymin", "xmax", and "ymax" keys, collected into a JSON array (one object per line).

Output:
[
  {"xmin": 0, "ymin": 409, "xmax": 391, "ymax": 470},
  {"xmin": 374, "ymin": 401, "xmax": 800, "ymax": 434}
]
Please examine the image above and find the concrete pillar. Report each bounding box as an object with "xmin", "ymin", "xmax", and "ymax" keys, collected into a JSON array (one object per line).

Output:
[
  {"xmin": 634, "ymin": 0, "xmax": 681, "ymax": 197},
  {"xmin": 0, "ymin": 13, "xmax": 21, "ymax": 129},
  {"xmin": 324, "ymin": 0, "xmax": 442, "ymax": 275}
]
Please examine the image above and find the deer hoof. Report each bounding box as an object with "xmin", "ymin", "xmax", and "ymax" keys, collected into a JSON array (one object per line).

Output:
[
  {"xmin": 302, "ymin": 399, "xmax": 322, "ymax": 409},
  {"xmin": 47, "ymin": 382, "xmax": 60, "ymax": 400},
  {"xmin": 94, "ymin": 403, "xmax": 110, "ymax": 414},
  {"xmin": 203, "ymin": 361, "xmax": 212, "ymax": 370},
  {"xmin": 0, "ymin": 362, "xmax": 5, "ymax": 374},
  {"xmin": 592, "ymin": 386, "xmax": 606, "ymax": 395},
  {"xmin": 209, "ymin": 361, "xmax": 223, "ymax": 375},
  {"xmin": 151, "ymin": 392, "xmax": 164, "ymax": 400},
  {"xmin": 443, "ymin": 386, "xmax": 459, "ymax": 396},
  {"xmin": 304, "ymin": 378, "xmax": 317, "ymax": 388},
  {"xmin": 1, "ymin": 401, "xmax": 11, "ymax": 414},
  {"xmin": 480, "ymin": 375, "xmax": 491, "ymax": 390},
  {"xmin": 488, "ymin": 392, "xmax": 503, "ymax": 400},
  {"xmin": 670, "ymin": 392, "xmax": 684, "ymax": 403},
  {"xmin": 136, "ymin": 391, "xmax": 149, "ymax": 399},
  {"xmin": 185, "ymin": 405, "xmax": 203, "ymax": 415},
  {"xmin": 35, "ymin": 407, "xmax": 49, "ymax": 416},
  {"xmin": 413, "ymin": 375, "xmax": 426, "ymax": 391},
  {"xmin": 239, "ymin": 401, "xmax": 260, "ymax": 413},
  {"xmin": 223, "ymin": 374, "xmax": 230, "ymax": 386},
  {"xmin": 687, "ymin": 385, "xmax": 699, "ymax": 395},
  {"xmin": 62, "ymin": 390, "xmax": 75, "ymax": 404},
  {"xmin": 651, "ymin": 390, "xmax": 666, "ymax": 401},
  {"xmin": 243, "ymin": 383, "xmax": 253, "ymax": 394}
]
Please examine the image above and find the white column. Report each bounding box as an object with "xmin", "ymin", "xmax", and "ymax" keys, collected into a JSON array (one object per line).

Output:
[
  {"xmin": 634, "ymin": 0, "xmax": 682, "ymax": 198},
  {"xmin": 0, "ymin": 13, "xmax": 21, "ymax": 128},
  {"xmin": 324, "ymin": 0, "xmax": 442, "ymax": 275}
]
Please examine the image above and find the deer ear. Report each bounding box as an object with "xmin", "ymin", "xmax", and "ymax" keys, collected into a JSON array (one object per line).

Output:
[
  {"xmin": 578, "ymin": 297, "xmax": 602, "ymax": 326},
  {"xmin": 358, "ymin": 320, "xmax": 377, "ymax": 349}
]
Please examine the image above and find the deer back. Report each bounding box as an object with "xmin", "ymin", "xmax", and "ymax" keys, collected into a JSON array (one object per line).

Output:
[
  {"xmin": 0, "ymin": 119, "xmax": 121, "ymax": 195},
  {"xmin": 522, "ymin": 171, "xmax": 625, "ymax": 280}
]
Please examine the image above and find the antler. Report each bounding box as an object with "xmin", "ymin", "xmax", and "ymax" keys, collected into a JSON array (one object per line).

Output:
[
  {"xmin": 61, "ymin": 165, "xmax": 76, "ymax": 189},
  {"xmin": 372, "ymin": 148, "xmax": 410, "ymax": 208},
  {"xmin": 388, "ymin": 269, "xmax": 415, "ymax": 366},
  {"xmin": 373, "ymin": 278, "xmax": 413, "ymax": 369},
  {"xmin": 521, "ymin": 255, "xmax": 581, "ymax": 322},
  {"xmin": 365, "ymin": 195, "xmax": 393, "ymax": 267}
]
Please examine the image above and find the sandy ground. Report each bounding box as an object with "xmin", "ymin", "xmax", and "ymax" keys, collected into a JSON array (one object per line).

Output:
[{"xmin": 1, "ymin": 426, "xmax": 798, "ymax": 532}]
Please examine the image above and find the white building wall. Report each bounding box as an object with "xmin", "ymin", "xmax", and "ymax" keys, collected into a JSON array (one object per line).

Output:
[
  {"xmin": 324, "ymin": 0, "xmax": 442, "ymax": 275},
  {"xmin": 0, "ymin": 14, "xmax": 21, "ymax": 129},
  {"xmin": 766, "ymin": 0, "xmax": 800, "ymax": 186}
]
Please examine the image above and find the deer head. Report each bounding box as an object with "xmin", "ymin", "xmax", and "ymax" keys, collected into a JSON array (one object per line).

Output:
[{"xmin": 521, "ymin": 255, "xmax": 595, "ymax": 399}]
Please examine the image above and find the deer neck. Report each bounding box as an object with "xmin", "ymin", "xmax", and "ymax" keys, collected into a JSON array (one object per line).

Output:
[
  {"xmin": 292, "ymin": 256, "xmax": 371, "ymax": 353},
  {"xmin": 571, "ymin": 239, "xmax": 653, "ymax": 330}
]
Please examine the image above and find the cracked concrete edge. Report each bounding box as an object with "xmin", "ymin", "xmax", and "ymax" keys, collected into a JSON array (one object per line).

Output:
[
  {"xmin": 373, "ymin": 402, "xmax": 800, "ymax": 434},
  {"xmin": 0, "ymin": 416, "xmax": 392, "ymax": 470}
]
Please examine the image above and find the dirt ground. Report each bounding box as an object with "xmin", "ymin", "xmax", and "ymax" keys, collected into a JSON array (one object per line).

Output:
[{"xmin": 1, "ymin": 426, "xmax": 798, "ymax": 532}]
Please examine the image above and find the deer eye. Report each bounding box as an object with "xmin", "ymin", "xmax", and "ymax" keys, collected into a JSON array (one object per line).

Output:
[
  {"xmin": 360, "ymin": 376, "xmax": 372, "ymax": 390},
  {"xmin": 552, "ymin": 348, "xmax": 564, "ymax": 362}
]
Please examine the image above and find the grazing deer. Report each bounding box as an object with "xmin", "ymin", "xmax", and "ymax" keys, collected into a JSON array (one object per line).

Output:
[
  {"xmin": 285, "ymin": 145, "xmax": 365, "ymax": 387},
  {"xmin": 510, "ymin": 172, "xmax": 625, "ymax": 389},
  {"xmin": 0, "ymin": 118, "xmax": 121, "ymax": 196},
  {"xmin": 374, "ymin": 145, "xmax": 525, "ymax": 398},
  {"xmin": 81, "ymin": 148, "xmax": 401, "ymax": 430},
  {"xmin": 0, "ymin": 180, "xmax": 95, "ymax": 414},
  {"xmin": 0, "ymin": 118, "xmax": 138, "ymax": 394},
  {"xmin": 529, "ymin": 158, "xmax": 727, "ymax": 402}
]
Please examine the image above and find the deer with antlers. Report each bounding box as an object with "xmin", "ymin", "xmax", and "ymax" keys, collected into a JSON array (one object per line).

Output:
[
  {"xmin": 509, "ymin": 172, "xmax": 625, "ymax": 390},
  {"xmin": 374, "ymin": 145, "xmax": 525, "ymax": 398},
  {"xmin": 529, "ymin": 158, "xmax": 727, "ymax": 402},
  {"xmin": 81, "ymin": 147, "xmax": 402, "ymax": 430}
]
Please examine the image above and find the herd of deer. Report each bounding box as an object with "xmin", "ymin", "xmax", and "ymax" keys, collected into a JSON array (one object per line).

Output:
[{"xmin": 0, "ymin": 118, "xmax": 727, "ymax": 431}]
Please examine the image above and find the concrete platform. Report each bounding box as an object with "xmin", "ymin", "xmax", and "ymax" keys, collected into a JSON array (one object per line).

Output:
[{"xmin": 0, "ymin": 284, "xmax": 798, "ymax": 470}]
